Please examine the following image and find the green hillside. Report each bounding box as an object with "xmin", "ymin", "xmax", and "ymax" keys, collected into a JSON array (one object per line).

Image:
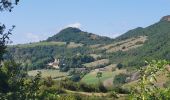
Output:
[
  {"xmin": 109, "ymin": 17, "xmax": 170, "ymax": 67},
  {"xmin": 47, "ymin": 27, "xmax": 113, "ymax": 45}
]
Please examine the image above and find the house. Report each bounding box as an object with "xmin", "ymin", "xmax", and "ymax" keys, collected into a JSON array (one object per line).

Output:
[{"xmin": 47, "ymin": 59, "xmax": 60, "ymax": 69}]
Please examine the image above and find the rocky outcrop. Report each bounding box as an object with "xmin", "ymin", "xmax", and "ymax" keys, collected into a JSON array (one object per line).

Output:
[{"xmin": 160, "ymin": 15, "xmax": 170, "ymax": 21}]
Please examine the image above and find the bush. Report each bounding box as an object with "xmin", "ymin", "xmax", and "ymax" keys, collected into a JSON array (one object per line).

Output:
[
  {"xmin": 122, "ymin": 46, "xmax": 126, "ymax": 49},
  {"xmin": 116, "ymin": 63, "xmax": 123, "ymax": 69},
  {"xmin": 70, "ymin": 74, "xmax": 81, "ymax": 82},
  {"xmin": 98, "ymin": 83, "xmax": 108, "ymax": 93},
  {"xmin": 79, "ymin": 82, "xmax": 98, "ymax": 92},
  {"xmin": 113, "ymin": 73, "xmax": 128, "ymax": 86}
]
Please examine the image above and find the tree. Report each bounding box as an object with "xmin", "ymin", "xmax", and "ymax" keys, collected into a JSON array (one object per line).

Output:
[
  {"xmin": 0, "ymin": 0, "xmax": 19, "ymax": 11},
  {"xmin": 0, "ymin": 0, "xmax": 19, "ymax": 61},
  {"xmin": 129, "ymin": 60, "xmax": 170, "ymax": 100},
  {"xmin": 96, "ymin": 71, "xmax": 102, "ymax": 84},
  {"xmin": 113, "ymin": 73, "xmax": 127, "ymax": 87},
  {"xmin": 0, "ymin": 60, "xmax": 27, "ymax": 99},
  {"xmin": 0, "ymin": 0, "xmax": 20, "ymax": 93},
  {"xmin": 116, "ymin": 63, "xmax": 123, "ymax": 69}
]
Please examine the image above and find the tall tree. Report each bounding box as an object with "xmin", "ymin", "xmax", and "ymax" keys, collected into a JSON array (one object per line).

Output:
[
  {"xmin": 96, "ymin": 71, "xmax": 102, "ymax": 84},
  {"xmin": 0, "ymin": 0, "xmax": 19, "ymax": 61}
]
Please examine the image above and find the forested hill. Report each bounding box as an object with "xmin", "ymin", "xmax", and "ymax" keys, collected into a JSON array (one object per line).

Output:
[
  {"xmin": 116, "ymin": 15, "xmax": 170, "ymax": 41},
  {"xmin": 110, "ymin": 15, "xmax": 170, "ymax": 67},
  {"xmin": 46, "ymin": 27, "xmax": 113, "ymax": 45}
]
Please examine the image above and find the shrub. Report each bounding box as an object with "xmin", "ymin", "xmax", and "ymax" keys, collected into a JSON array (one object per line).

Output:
[
  {"xmin": 116, "ymin": 63, "xmax": 123, "ymax": 69},
  {"xmin": 122, "ymin": 46, "xmax": 126, "ymax": 49},
  {"xmin": 70, "ymin": 74, "xmax": 81, "ymax": 82},
  {"xmin": 129, "ymin": 60, "xmax": 170, "ymax": 100},
  {"xmin": 113, "ymin": 73, "xmax": 128, "ymax": 86}
]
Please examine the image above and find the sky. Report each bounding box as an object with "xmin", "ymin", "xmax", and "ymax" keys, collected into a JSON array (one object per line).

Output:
[{"xmin": 0, "ymin": 0, "xmax": 170, "ymax": 44}]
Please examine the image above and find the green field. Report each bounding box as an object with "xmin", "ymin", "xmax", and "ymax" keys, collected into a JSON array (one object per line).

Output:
[
  {"xmin": 81, "ymin": 69, "xmax": 126, "ymax": 85},
  {"xmin": 28, "ymin": 69, "xmax": 68, "ymax": 79},
  {"xmin": 81, "ymin": 71, "xmax": 113, "ymax": 84}
]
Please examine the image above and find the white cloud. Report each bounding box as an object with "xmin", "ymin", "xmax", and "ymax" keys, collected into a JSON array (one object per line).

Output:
[
  {"xmin": 65, "ymin": 22, "xmax": 81, "ymax": 28},
  {"xmin": 25, "ymin": 33, "xmax": 41, "ymax": 42}
]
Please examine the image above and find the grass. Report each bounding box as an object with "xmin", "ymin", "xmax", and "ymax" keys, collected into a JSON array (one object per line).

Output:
[
  {"xmin": 10, "ymin": 41, "xmax": 66, "ymax": 48},
  {"xmin": 81, "ymin": 69, "xmax": 126, "ymax": 86},
  {"xmin": 81, "ymin": 71, "xmax": 113, "ymax": 84},
  {"xmin": 28, "ymin": 69, "xmax": 68, "ymax": 79},
  {"xmin": 65, "ymin": 90, "xmax": 108, "ymax": 96},
  {"xmin": 83, "ymin": 59, "xmax": 109, "ymax": 68}
]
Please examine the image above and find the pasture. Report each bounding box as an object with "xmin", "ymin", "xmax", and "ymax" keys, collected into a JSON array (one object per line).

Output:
[{"xmin": 28, "ymin": 69, "xmax": 68, "ymax": 79}]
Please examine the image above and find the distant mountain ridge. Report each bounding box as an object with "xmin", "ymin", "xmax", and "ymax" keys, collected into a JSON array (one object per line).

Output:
[{"xmin": 46, "ymin": 27, "xmax": 113, "ymax": 45}]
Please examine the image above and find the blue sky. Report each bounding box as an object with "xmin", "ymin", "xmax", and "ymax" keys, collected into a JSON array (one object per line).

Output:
[{"xmin": 0, "ymin": 0, "xmax": 170, "ymax": 44}]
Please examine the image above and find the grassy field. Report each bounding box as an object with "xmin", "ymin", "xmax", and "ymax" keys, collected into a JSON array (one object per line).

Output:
[
  {"xmin": 10, "ymin": 41, "xmax": 66, "ymax": 48},
  {"xmin": 81, "ymin": 68, "xmax": 126, "ymax": 86},
  {"xmin": 81, "ymin": 71, "xmax": 113, "ymax": 84},
  {"xmin": 28, "ymin": 69, "xmax": 68, "ymax": 79},
  {"xmin": 83, "ymin": 59, "xmax": 109, "ymax": 68}
]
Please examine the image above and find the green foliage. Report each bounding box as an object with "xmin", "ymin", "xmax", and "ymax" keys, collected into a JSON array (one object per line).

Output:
[
  {"xmin": 59, "ymin": 54, "xmax": 94, "ymax": 72},
  {"xmin": 0, "ymin": 60, "xmax": 42, "ymax": 100},
  {"xmin": 0, "ymin": 0, "xmax": 19, "ymax": 11},
  {"xmin": 96, "ymin": 71, "xmax": 102, "ymax": 83},
  {"xmin": 6, "ymin": 43, "xmax": 92, "ymax": 70},
  {"xmin": 0, "ymin": 25, "xmax": 15, "ymax": 61},
  {"xmin": 47, "ymin": 27, "xmax": 113, "ymax": 45},
  {"xmin": 60, "ymin": 79, "xmax": 108, "ymax": 93},
  {"xmin": 0, "ymin": 61, "xmax": 26, "ymax": 93},
  {"xmin": 116, "ymin": 63, "xmax": 123, "ymax": 69},
  {"xmin": 129, "ymin": 60, "xmax": 170, "ymax": 100},
  {"xmin": 113, "ymin": 73, "xmax": 128, "ymax": 86},
  {"xmin": 108, "ymin": 91, "xmax": 118, "ymax": 99},
  {"xmin": 70, "ymin": 74, "xmax": 81, "ymax": 82},
  {"xmin": 110, "ymin": 21, "xmax": 170, "ymax": 68}
]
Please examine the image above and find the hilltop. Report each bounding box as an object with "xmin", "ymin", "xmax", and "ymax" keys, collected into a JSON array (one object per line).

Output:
[{"xmin": 46, "ymin": 27, "xmax": 113, "ymax": 45}]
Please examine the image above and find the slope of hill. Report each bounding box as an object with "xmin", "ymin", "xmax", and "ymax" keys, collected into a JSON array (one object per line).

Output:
[
  {"xmin": 46, "ymin": 27, "xmax": 113, "ymax": 45},
  {"xmin": 109, "ymin": 16, "xmax": 170, "ymax": 67}
]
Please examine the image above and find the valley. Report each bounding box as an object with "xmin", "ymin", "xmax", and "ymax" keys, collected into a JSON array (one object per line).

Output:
[
  {"xmin": 3, "ymin": 15, "xmax": 170, "ymax": 99},
  {"xmin": 7, "ymin": 17, "xmax": 170, "ymax": 86},
  {"xmin": 1, "ymin": 0, "xmax": 170, "ymax": 99}
]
